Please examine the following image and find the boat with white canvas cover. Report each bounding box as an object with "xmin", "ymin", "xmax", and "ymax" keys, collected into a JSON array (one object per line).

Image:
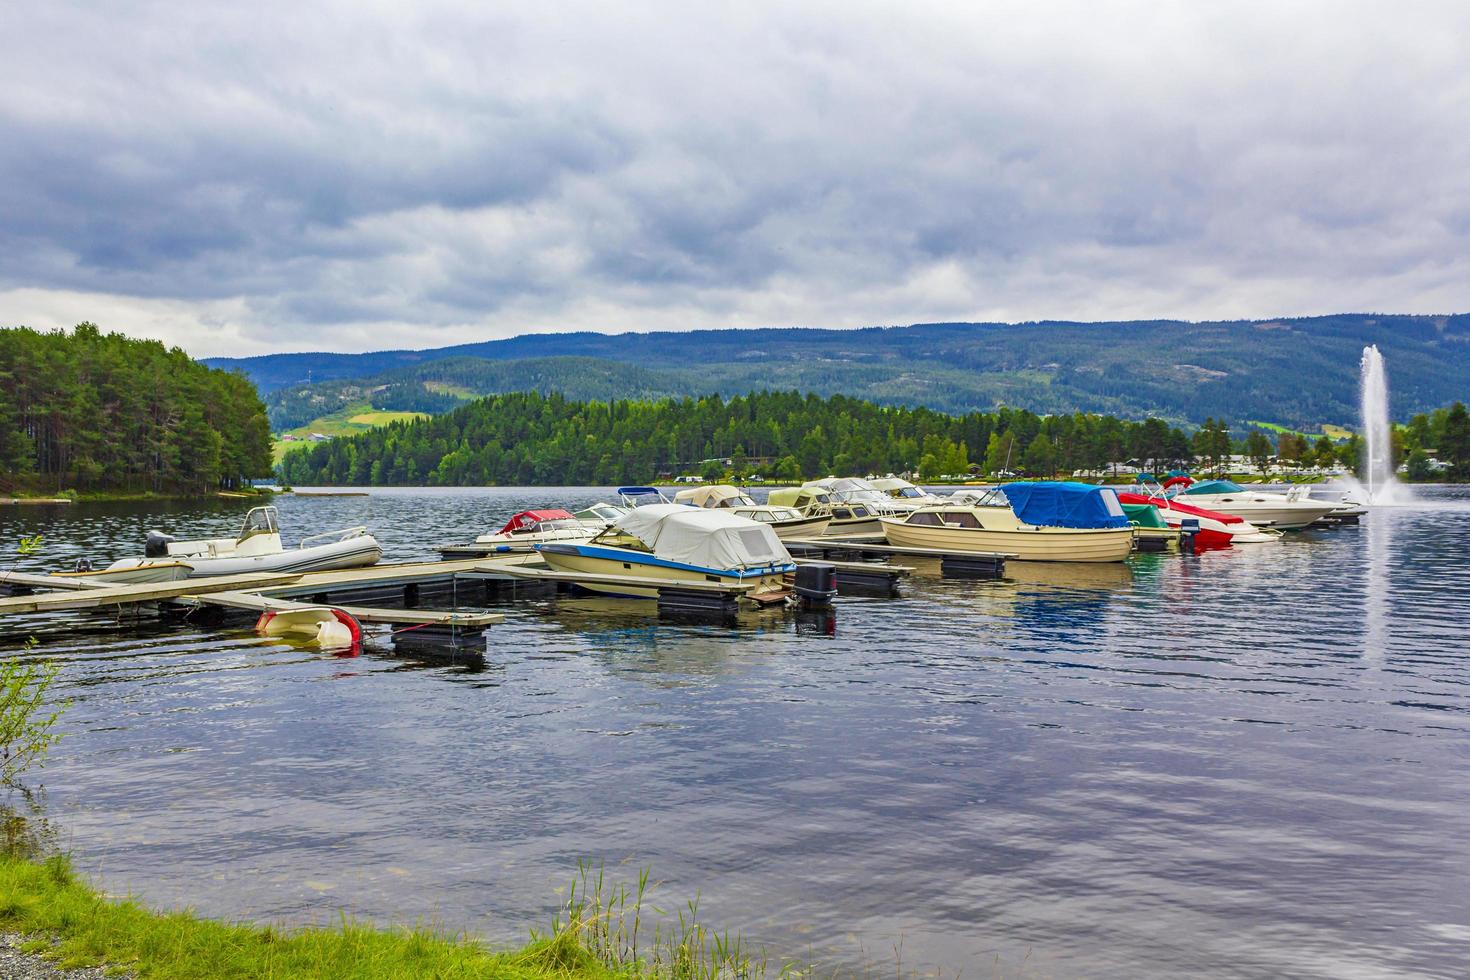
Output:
[
  {"xmin": 536, "ymin": 504, "xmax": 796, "ymax": 602},
  {"xmin": 880, "ymin": 483, "xmax": 1135, "ymax": 562},
  {"xmin": 672, "ymin": 484, "xmax": 832, "ymax": 539},
  {"xmin": 95, "ymin": 506, "xmax": 383, "ymax": 578}
]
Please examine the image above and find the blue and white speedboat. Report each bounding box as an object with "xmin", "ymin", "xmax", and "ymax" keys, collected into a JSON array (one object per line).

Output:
[{"xmin": 537, "ymin": 504, "xmax": 796, "ymax": 602}]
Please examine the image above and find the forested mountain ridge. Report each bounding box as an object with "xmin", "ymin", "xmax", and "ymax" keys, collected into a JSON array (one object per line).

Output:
[
  {"xmin": 266, "ymin": 356, "xmax": 696, "ymax": 431},
  {"xmin": 210, "ymin": 314, "xmax": 1470, "ymax": 427},
  {"xmin": 0, "ymin": 324, "xmax": 273, "ymax": 494}
]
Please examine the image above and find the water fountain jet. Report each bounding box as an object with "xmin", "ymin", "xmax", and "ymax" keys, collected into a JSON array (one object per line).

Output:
[{"xmin": 1359, "ymin": 345, "xmax": 1406, "ymax": 506}]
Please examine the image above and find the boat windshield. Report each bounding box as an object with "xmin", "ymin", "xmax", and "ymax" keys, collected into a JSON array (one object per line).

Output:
[
  {"xmin": 953, "ymin": 487, "xmax": 1008, "ymax": 508},
  {"xmin": 825, "ymin": 478, "xmax": 887, "ymax": 503},
  {"xmin": 578, "ymin": 503, "xmax": 627, "ymax": 522},
  {"xmin": 1184, "ymin": 479, "xmax": 1245, "ymax": 495},
  {"xmin": 892, "ymin": 486, "xmax": 926, "ymax": 498},
  {"xmin": 238, "ymin": 506, "xmax": 280, "ymax": 541}
]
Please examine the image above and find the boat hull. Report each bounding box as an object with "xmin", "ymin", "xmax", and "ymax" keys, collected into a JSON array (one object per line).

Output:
[
  {"xmin": 537, "ymin": 544, "xmax": 793, "ymax": 600},
  {"xmin": 880, "ymin": 519, "xmax": 1134, "ymax": 562},
  {"xmin": 53, "ymin": 562, "xmax": 194, "ymax": 585},
  {"xmin": 767, "ymin": 514, "xmax": 834, "ymax": 540},
  {"xmin": 107, "ymin": 535, "xmax": 383, "ymax": 577},
  {"xmin": 821, "ymin": 515, "xmax": 883, "ymax": 537},
  {"xmin": 1179, "ymin": 496, "xmax": 1337, "ymax": 531}
]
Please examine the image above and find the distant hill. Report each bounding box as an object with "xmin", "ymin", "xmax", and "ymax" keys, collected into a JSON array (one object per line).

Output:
[{"xmin": 207, "ymin": 314, "xmax": 1470, "ymax": 428}]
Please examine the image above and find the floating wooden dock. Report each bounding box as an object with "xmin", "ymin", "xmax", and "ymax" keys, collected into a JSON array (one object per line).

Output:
[{"xmin": 0, "ymin": 564, "xmax": 507, "ymax": 653}]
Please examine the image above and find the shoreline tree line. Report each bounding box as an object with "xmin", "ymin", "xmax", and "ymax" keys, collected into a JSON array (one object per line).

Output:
[
  {"xmin": 276, "ymin": 389, "xmax": 1406, "ymax": 487},
  {"xmin": 0, "ymin": 324, "xmax": 274, "ymax": 495}
]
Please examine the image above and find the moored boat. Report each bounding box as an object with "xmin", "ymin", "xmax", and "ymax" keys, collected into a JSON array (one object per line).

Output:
[
  {"xmin": 672, "ymin": 484, "xmax": 832, "ymax": 539},
  {"xmin": 95, "ymin": 506, "xmax": 383, "ymax": 578},
  {"xmin": 1170, "ymin": 478, "xmax": 1338, "ymax": 530},
  {"xmin": 472, "ymin": 510, "xmax": 595, "ymax": 551},
  {"xmin": 536, "ymin": 504, "xmax": 796, "ymax": 602},
  {"xmin": 869, "ymin": 477, "xmax": 947, "ymax": 506},
  {"xmin": 768, "ymin": 485, "xmax": 883, "ymax": 537},
  {"xmin": 1115, "ymin": 490, "xmax": 1275, "ymax": 547},
  {"xmin": 880, "ymin": 482, "xmax": 1135, "ymax": 563}
]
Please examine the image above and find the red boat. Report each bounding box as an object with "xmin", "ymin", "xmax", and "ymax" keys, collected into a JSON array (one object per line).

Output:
[{"xmin": 1115, "ymin": 492, "xmax": 1276, "ymax": 549}]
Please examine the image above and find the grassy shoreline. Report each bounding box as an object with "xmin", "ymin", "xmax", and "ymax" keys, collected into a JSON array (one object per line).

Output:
[
  {"xmin": 0, "ymin": 854, "xmax": 773, "ymax": 979},
  {"xmin": 1, "ymin": 488, "xmax": 278, "ymax": 504}
]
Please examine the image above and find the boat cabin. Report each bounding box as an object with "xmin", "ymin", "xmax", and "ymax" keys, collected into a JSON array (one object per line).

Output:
[{"xmin": 672, "ymin": 485, "xmax": 759, "ymax": 509}]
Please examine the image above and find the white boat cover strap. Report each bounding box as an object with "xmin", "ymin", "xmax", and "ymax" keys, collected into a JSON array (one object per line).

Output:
[{"xmin": 612, "ymin": 504, "xmax": 793, "ymax": 568}]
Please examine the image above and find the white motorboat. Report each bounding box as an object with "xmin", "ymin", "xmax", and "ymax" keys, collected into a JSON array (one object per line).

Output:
[
  {"xmin": 768, "ymin": 485, "xmax": 883, "ymax": 536},
  {"xmin": 536, "ymin": 504, "xmax": 796, "ymax": 602},
  {"xmin": 573, "ymin": 501, "xmax": 629, "ymax": 529},
  {"xmin": 672, "ymin": 484, "xmax": 832, "ymax": 539},
  {"xmin": 870, "ymin": 477, "xmax": 947, "ymax": 506},
  {"xmin": 807, "ymin": 477, "xmax": 920, "ymax": 514},
  {"xmin": 1171, "ymin": 479, "xmax": 1339, "ymax": 531},
  {"xmin": 617, "ymin": 486, "xmax": 674, "ymax": 507},
  {"xmin": 881, "ymin": 482, "xmax": 1135, "ymax": 563},
  {"xmin": 99, "ymin": 506, "xmax": 383, "ymax": 578},
  {"xmin": 472, "ymin": 510, "xmax": 596, "ymax": 551}
]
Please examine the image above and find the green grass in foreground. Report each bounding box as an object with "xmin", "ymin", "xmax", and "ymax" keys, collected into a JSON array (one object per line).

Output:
[{"xmin": 0, "ymin": 855, "xmax": 780, "ymax": 979}]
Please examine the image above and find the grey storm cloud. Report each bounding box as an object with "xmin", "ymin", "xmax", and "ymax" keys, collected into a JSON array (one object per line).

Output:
[{"xmin": 2, "ymin": 0, "xmax": 1469, "ymax": 355}]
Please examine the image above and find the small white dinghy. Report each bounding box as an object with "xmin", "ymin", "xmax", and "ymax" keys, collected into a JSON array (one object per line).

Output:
[
  {"xmin": 255, "ymin": 606, "xmax": 362, "ymax": 650},
  {"xmin": 99, "ymin": 506, "xmax": 383, "ymax": 578}
]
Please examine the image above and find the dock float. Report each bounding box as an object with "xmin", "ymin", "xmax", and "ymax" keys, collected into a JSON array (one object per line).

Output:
[
  {"xmin": 489, "ymin": 565, "xmax": 780, "ymax": 618},
  {"xmin": 784, "ymin": 538, "xmax": 1012, "ymax": 580}
]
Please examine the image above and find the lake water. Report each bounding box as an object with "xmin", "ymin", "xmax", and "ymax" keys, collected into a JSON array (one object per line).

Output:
[{"xmin": 4, "ymin": 486, "xmax": 1470, "ymax": 977}]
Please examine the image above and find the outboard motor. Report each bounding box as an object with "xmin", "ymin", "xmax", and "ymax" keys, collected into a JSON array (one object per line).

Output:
[
  {"xmin": 793, "ymin": 562, "xmax": 838, "ymax": 606},
  {"xmin": 144, "ymin": 531, "xmax": 175, "ymax": 558},
  {"xmin": 1179, "ymin": 518, "xmax": 1200, "ymax": 555}
]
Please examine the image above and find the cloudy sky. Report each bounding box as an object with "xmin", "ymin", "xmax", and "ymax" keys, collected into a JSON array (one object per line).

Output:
[{"xmin": 3, "ymin": 1, "xmax": 1468, "ymax": 357}]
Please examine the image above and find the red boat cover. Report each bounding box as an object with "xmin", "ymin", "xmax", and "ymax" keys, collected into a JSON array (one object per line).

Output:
[
  {"xmin": 497, "ymin": 509, "xmax": 576, "ymax": 534},
  {"xmin": 1162, "ymin": 476, "xmax": 1194, "ymax": 490},
  {"xmin": 1115, "ymin": 492, "xmax": 1244, "ymax": 524}
]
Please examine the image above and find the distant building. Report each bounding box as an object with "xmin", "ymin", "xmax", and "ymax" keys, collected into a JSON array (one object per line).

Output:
[{"xmin": 309, "ymin": 433, "xmax": 332, "ymax": 442}]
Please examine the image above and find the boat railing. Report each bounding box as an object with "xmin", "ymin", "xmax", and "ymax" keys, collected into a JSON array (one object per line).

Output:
[{"xmin": 298, "ymin": 526, "xmax": 371, "ymax": 549}]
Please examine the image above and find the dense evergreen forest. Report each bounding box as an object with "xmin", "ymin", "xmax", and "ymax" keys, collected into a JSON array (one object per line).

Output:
[
  {"xmin": 0, "ymin": 324, "xmax": 274, "ymax": 494},
  {"xmin": 279, "ymin": 389, "xmax": 1346, "ymax": 487}
]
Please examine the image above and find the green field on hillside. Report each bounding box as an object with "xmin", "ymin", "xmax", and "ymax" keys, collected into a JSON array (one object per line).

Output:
[
  {"xmin": 273, "ymin": 402, "xmax": 427, "ymax": 464},
  {"xmin": 1247, "ymin": 420, "xmax": 1354, "ymax": 440}
]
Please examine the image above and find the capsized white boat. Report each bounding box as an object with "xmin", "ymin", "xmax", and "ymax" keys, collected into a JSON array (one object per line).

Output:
[
  {"xmin": 880, "ymin": 482, "xmax": 1135, "ymax": 563},
  {"xmin": 1171, "ymin": 479, "xmax": 1339, "ymax": 530},
  {"xmin": 672, "ymin": 484, "xmax": 832, "ymax": 539},
  {"xmin": 100, "ymin": 506, "xmax": 383, "ymax": 577},
  {"xmin": 536, "ymin": 504, "xmax": 796, "ymax": 602},
  {"xmin": 472, "ymin": 510, "xmax": 595, "ymax": 551},
  {"xmin": 255, "ymin": 606, "xmax": 362, "ymax": 649}
]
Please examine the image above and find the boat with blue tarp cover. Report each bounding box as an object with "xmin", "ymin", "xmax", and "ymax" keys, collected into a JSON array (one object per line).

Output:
[{"xmin": 877, "ymin": 482, "xmax": 1135, "ymax": 562}]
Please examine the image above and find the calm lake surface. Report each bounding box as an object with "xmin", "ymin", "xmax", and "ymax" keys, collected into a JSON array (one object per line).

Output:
[{"xmin": 4, "ymin": 486, "xmax": 1470, "ymax": 977}]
